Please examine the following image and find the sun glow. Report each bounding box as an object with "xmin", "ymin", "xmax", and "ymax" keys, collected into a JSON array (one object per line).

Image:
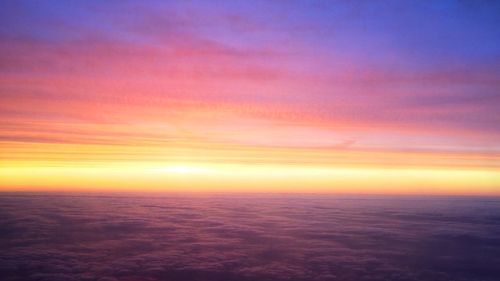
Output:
[
  {"xmin": 1, "ymin": 160, "xmax": 499, "ymax": 195},
  {"xmin": 156, "ymin": 165, "xmax": 213, "ymax": 174}
]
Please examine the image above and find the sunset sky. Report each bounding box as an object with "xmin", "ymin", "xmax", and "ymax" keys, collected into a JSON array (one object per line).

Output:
[{"xmin": 1, "ymin": 0, "xmax": 499, "ymax": 194}]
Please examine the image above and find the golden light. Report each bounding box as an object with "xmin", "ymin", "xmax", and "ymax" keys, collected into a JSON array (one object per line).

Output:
[
  {"xmin": 1, "ymin": 160, "xmax": 499, "ymax": 195},
  {"xmin": 155, "ymin": 165, "xmax": 213, "ymax": 174}
]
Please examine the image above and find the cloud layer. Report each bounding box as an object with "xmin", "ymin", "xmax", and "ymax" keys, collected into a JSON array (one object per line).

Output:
[{"xmin": 1, "ymin": 193, "xmax": 500, "ymax": 280}]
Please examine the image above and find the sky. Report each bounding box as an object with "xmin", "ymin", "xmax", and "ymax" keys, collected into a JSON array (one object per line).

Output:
[{"xmin": 0, "ymin": 0, "xmax": 499, "ymax": 194}]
